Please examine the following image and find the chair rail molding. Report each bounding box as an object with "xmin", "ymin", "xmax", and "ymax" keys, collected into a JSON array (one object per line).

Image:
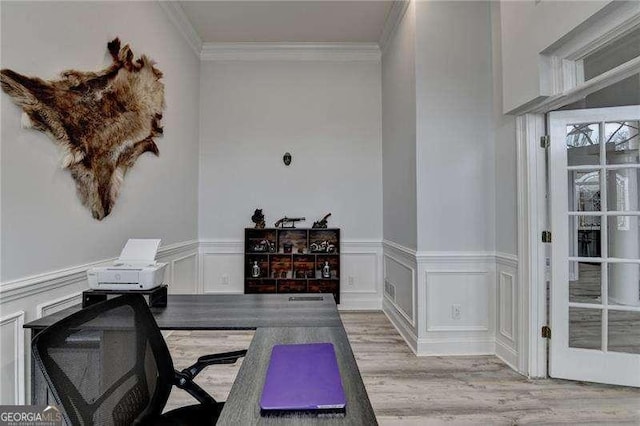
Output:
[{"xmin": 0, "ymin": 239, "xmax": 200, "ymax": 304}]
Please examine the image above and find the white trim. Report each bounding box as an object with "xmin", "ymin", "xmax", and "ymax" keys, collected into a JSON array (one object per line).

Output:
[
  {"xmin": 383, "ymin": 297, "xmax": 418, "ymax": 355},
  {"xmin": 496, "ymin": 252, "xmax": 518, "ymax": 269},
  {"xmin": 382, "ymin": 253, "xmax": 416, "ymax": 327},
  {"xmin": 416, "ymin": 337, "xmax": 495, "ymax": 356},
  {"xmin": 382, "ymin": 239, "xmax": 416, "ymax": 258},
  {"xmin": 200, "ymin": 43, "xmax": 381, "ymax": 62},
  {"xmin": 516, "ymin": 113, "xmax": 547, "ymax": 378},
  {"xmin": 36, "ymin": 292, "xmax": 82, "ymax": 318},
  {"xmin": 171, "ymin": 252, "xmax": 199, "ymax": 294},
  {"xmin": 378, "ymin": 0, "xmax": 410, "ymax": 54},
  {"xmin": 416, "ymin": 251, "xmax": 496, "ymax": 263},
  {"xmin": 0, "ymin": 239, "xmax": 199, "ymax": 303},
  {"xmin": 157, "ymin": 0, "xmax": 202, "ymax": 56},
  {"xmin": 496, "ymin": 338, "xmax": 519, "ymax": 371},
  {"xmin": 0, "ymin": 311, "xmax": 25, "ymax": 404}
]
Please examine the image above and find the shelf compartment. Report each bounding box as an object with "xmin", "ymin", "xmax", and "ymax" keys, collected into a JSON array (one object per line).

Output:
[
  {"xmin": 245, "ymin": 229, "xmax": 277, "ymax": 253},
  {"xmin": 293, "ymin": 255, "xmax": 316, "ymax": 279},
  {"xmin": 309, "ymin": 230, "xmax": 340, "ymax": 254},
  {"xmin": 245, "ymin": 254, "xmax": 269, "ymax": 279},
  {"xmin": 277, "ymin": 230, "xmax": 308, "ymax": 254},
  {"xmin": 277, "ymin": 280, "xmax": 308, "ymax": 293},
  {"xmin": 246, "ymin": 279, "xmax": 276, "ymax": 294},
  {"xmin": 270, "ymin": 255, "xmax": 293, "ymax": 279},
  {"xmin": 315, "ymin": 255, "xmax": 340, "ymax": 279},
  {"xmin": 308, "ymin": 280, "xmax": 340, "ymax": 304}
]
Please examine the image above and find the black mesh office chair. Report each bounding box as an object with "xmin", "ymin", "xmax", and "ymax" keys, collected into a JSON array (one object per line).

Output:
[{"xmin": 32, "ymin": 294, "xmax": 246, "ymax": 425}]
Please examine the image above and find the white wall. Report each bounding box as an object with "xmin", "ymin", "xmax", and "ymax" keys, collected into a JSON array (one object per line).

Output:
[
  {"xmin": 491, "ymin": 2, "xmax": 517, "ymax": 256},
  {"xmin": 0, "ymin": 0, "xmax": 201, "ymax": 404},
  {"xmin": 415, "ymin": 0, "xmax": 494, "ymax": 253},
  {"xmin": 1, "ymin": 1, "xmax": 201, "ymax": 282},
  {"xmin": 198, "ymin": 60, "xmax": 382, "ymax": 240},
  {"xmin": 381, "ymin": 0, "xmax": 417, "ymax": 251},
  {"xmin": 500, "ymin": 0, "xmax": 610, "ymax": 112},
  {"xmin": 198, "ymin": 57, "xmax": 383, "ymax": 308}
]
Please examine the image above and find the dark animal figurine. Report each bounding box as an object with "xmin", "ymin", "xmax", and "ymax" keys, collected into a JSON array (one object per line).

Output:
[
  {"xmin": 0, "ymin": 38, "xmax": 165, "ymax": 220},
  {"xmin": 251, "ymin": 209, "xmax": 265, "ymax": 229},
  {"xmin": 312, "ymin": 213, "xmax": 332, "ymax": 229}
]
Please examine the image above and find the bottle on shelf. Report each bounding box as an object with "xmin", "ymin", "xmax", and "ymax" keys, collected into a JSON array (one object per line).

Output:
[
  {"xmin": 322, "ymin": 261, "xmax": 331, "ymax": 278},
  {"xmin": 251, "ymin": 261, "xmax": 261, "ymax": 278}
]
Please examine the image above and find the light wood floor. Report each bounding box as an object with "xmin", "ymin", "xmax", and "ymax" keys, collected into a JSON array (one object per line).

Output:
[{"xmin": 165, "ymin": 312, "xmax": 640, "ymax": 424}]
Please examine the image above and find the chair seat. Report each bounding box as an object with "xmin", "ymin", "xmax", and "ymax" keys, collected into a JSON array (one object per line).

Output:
[{"xmin": 156, "ymin": 402, "xmax": 224, "ymax": 426}]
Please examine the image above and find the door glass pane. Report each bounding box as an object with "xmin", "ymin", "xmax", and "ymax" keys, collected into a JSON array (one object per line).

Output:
[
  {"xmin": 567, "ymin": 124, "xmax": 600, "ymax": 166},
  {"xmin": 608, "ymin": 310, "xmax": 640, "ymax": 354},
  {"xmin": 606, "ymin": 169, "xmax": 640, "ymax": 212},
  {"xmin": 569, "ymin": 215, "xmax": 601, "ymax": 258},
  {"xmin": 569, "ymin": 307, "xmax": 602, "ymax": 350},
  {"xmin": 570, "ymin": 171, "xmax": 601, "ymax": 211},
  {"xmin": 607, "ymin": 216, "xmax": 640, "ymax": 259},
  {"xmin": 608, "ymin": 263, "xmax": 640, "ymax": 307},
  {"xmin": 570, "ymin": 262, "xmax": 602, "ymax": 303},
  {"xmin": 605, "ymin": 121, "xmax": 639, "ymax": 164}
]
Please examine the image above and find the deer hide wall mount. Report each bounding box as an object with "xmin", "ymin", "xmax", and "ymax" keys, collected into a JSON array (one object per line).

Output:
[{"xmin": 0, "ymin": 38, "xmax": 165, "ymax": 220}]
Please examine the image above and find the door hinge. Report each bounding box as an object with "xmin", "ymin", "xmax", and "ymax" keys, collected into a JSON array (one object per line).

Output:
[
  {"xmin": 540, "ymin": 135, "xmax": 550, "ymax": 148},
  {"xmin": 541, "ymin": 325, "xmax": 551, "ymax": 339},
  {"xmin": 542, "ymin": 230, "xmax": 552, "ymax": 243}
]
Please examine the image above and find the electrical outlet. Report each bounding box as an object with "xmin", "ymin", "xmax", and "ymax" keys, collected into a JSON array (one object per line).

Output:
[
  {"xmin": 221, "ymin": 274, "xmax": 230, "ymax": 286},
  {"xmin": 348, "ymin": 276, "xmax": 355, "ymax": 286},
  {"xmin": 451, "ymin": 304, "xmax": 462, "ymax": 320}
]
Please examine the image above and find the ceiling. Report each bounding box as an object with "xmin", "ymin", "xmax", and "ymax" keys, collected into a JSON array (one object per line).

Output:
[{"xmin": 179, "ymin": 1, "xmax": 393, "ymax": 43}]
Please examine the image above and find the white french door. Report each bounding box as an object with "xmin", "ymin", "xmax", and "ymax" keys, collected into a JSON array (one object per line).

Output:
[{"xmin": 549, "ymin": 105, "xmax": 640, "ymax": 387}]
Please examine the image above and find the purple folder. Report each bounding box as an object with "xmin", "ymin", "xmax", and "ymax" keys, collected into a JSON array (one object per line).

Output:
[{"xmin": 259, "ymin": 342, "xmax": 347, "ymax": 413}]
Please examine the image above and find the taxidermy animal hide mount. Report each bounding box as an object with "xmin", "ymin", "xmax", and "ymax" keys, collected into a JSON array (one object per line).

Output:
[{"xmin": 0, "ymin": 38, "xmax": 165, "ymax": 220}]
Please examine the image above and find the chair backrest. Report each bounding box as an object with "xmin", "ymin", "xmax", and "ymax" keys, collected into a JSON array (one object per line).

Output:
[{"xmin": 32, "ymin": 294, "xmax": 174, "ymax": 426}]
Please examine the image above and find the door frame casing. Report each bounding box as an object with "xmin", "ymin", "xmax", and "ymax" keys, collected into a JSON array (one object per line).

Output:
[{"xmin": 514, "ymin": 4, "xmax": 640, "ymax": 378}]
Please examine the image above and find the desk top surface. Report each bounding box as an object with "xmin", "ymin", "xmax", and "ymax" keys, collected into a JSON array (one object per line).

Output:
[
  {"xmin": 23, "ymin": 293, "xmax": 342, "ymax": 330},
  {"xmin": 24, "ymin": 293, "xmax": 376, "ymax": 424},
  {"xmin": 218, "ymin": 326, "xmax": 377, "ymax": 426}
]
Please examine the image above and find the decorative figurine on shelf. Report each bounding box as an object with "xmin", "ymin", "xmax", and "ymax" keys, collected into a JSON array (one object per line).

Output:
[
  {"xmin": 251, "ymin": 209, "xmax": 266, "ymax": 229},
  {"xmin": 312, "ymin": 213, "xmax": 331, "ymax": 229},
  {"xmin": 310, "ymin": 240, "xmax": 337, "ymax": 253},
  {"xmin": 322, "ymin": 261, "xmax": 331, "ymax": 278},
  {"xmin": 251, "ymin": 261, "xmax": 261, "ymax": 278},
  {"xmin": 274, "ymin": 216, "xmax": 305, "ymax": 228}
]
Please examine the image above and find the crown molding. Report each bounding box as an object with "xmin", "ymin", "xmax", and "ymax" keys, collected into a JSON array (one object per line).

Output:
[
  {"xmin": 158, "ymin": 0, "xmax": 203, "ymax": 56},
  {"xmin": 378, "ymin": 0, "xmax": 410, "ymax": 54},
  {"xmin": 200, "ymin": 42, "xmax": 381, "ymax": 62}
]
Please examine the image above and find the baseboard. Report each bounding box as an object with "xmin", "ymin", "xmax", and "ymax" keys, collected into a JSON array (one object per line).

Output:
[
  {"xmin": 338, "ymin": 294, "xmax": 382, "ymax": 310},
  {"xmin": 383, "ymin": 297, "xmax": 418, "ymax": 354},
  {"xmin": 496, "ymin": 338, "xmax": 519, "ymax": 371},
  {"xmin": 417, "ymin": 337, "xmax": 495, "ymax": 356}
]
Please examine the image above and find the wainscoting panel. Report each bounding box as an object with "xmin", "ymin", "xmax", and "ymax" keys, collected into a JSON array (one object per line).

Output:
[
  {"xmin": 0, "ymin": 311, "xmax": 25, "ymax": 405},
  {"xmin": 416, "ymin": 252, "xmax": 496, "ymax": 356},
  {"xmin": 381, "ymin": 240, "xmax": 418, "ymax": 352},
  {"xmin": 496, "ymin": 253, "xmax": 519, "ymax": 369},
  {"xmin": 36, "ymin": 292, "xmax": 82, "ymax": 318},
  {"xmin": 425, "ymin": 271, "xmax": 490, "ymax": 332},
  {"xmin": 170, "ymin": 253, "xmax": 198, "ymax": 294}
]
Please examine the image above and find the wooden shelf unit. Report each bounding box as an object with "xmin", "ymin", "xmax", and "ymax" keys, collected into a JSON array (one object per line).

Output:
[{"xmin": 244, "ymin": 228, "xmax": 340, "ymax": 304}]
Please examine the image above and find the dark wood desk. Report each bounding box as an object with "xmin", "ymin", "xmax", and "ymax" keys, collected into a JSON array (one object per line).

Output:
[{"xmin": 23, "ymin": 294, "xmax": 377, "ymax": 425}]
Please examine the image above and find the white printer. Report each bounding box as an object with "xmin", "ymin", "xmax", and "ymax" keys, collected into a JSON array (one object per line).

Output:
[{"xmin": 87, "ymin": 239, "xmax": 167, "ymax": 291}]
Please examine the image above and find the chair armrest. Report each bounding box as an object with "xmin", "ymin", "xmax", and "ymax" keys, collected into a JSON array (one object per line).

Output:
[{"xmin": 182, "ymin": 350, "xmax": 247, "ymax": 379}]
